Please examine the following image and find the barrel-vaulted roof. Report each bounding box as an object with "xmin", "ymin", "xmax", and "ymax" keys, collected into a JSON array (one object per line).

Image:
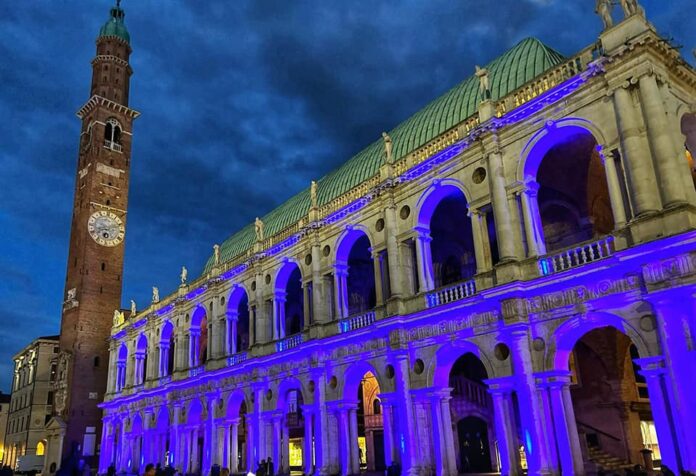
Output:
[{"xmin": 203, "ymin": 37, "xmax": 566, "ymax": 273}]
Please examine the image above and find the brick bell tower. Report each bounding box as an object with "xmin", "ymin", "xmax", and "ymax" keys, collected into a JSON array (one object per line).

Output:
[{"xmin": 48, "ymin": 0, "xmax": 138, "ymax": 466}]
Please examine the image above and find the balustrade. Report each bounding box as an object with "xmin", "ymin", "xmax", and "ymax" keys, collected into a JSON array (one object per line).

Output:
[
  {"xmin": 538, "ymin": 236, "xmax": 614, "ymax": 276},
  {"xmin": 227, "ymin": 352, "xmax": 247, "ymax": 366},
  {"xmin": 425, "ymin": 279, "xmax": 477, "ymax": 308},
  {"xmin": 337, "ymin": 310, "xmax": 376, "ymax": 333},
  {"xmin": 451, "ymin": 376, "xmax": 490, "ymax": 410},
  {"xmin": 276, "ymin": 333, "xmax": 303, "ymax": 352}
]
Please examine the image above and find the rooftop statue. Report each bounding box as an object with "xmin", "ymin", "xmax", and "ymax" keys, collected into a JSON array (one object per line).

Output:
[
  {"xmin": 382, "ymin": 132, "xmax": 393, "ymax": 165},
  {"xmin": 130, "ymin": 300, "xmax": 136, "ymax": 316},
  {"xmin": 620, "ymin": 0, "xmax": 641, "ymax": 17},
  {"xmin": 596, "ymin": 0, "xmax": 614, "ymax": 29},
  {"xmin": 213, "ymin": 244, "xmax": 221, "ymax": 266},
  {"xmin": 113, "ymin": 309, "xmax": 125, "ymax": 327},
  {"xmin": 180, "ymin": 266, "xmax": 188, "ymax": 285},
  {"xmin": 255, "ymin": 217, "xmax": 265, "ymax": 241},
  {"xmin": 475, "ymin": 65, "xmax": 491, "ymax": 100},
  {"xmin": 152, "ymin": 286, "xmax": 160, "ymax": 303},
  {"xmin": 310, "ymin": 181, "xmax": 318, "ymax": 209}
]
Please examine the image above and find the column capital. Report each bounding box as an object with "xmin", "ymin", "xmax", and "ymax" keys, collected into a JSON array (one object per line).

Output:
[
  {"xmin": 483, "ymin": 376, "xmax": 516, "ymax": 394},
  {"xmin": 300, "ymin": 404, "xmax": 315, "ymax": 416},
  {"xmin": 522, "ymin": 180, "xmax": 540, "ymax": 195},
  {"xmin": 409, "ymin": 386, "xmax": 452, "ymax": 402},
  {"xmin": 334, "ymin": 263, "xmax": 349, "ymax": 276},
  {"xmin": 376, "ymin": 392, "xmax": 398, "ymax": 406},
  {"xmin": 634, "ymin": 355, "xmax": 666, "ymax": 378},
  {"xmin": 534, "ymin": 370, "xmax": 573, "ymax": 389},
  {"xmin": 326, "ymin": 399, "xmax": 359, "ymax": 413}
]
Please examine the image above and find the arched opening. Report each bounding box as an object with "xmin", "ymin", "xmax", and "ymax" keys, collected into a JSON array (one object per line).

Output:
[
  {"xmin": 105, "ymin": 118, "xmax": 122, "ymax": 145},
  {"xmin": 448, "ymin": 353, "xmax": 495, "ymax": 474},
  {"xmin": 130, "ymin": 414, "xmax": 143, "ymax": 473},
  {"xmin": 529, "ymin": 126, "xmax": 614, "ymax": 252},
  {"xmin": 358, "ymin": 372, "xmax": 385, "ymax": 472},
  {"xmin": 190, "ymin": 307, "xmax": 208, "ymax": 367},
  {"xmin": 116, "ymin": 344, "xmax": 128, "ymax": 391},
  {"xmin": 135, "ymin": 334, "xmax": 148, "ymax": 385},
  {"xmin": 224, "ymin": 395, "xmax": 248, "ymax": 473},
  {"xmin": 160, "ymin": 322, "xmax": 175, "ymax": 377},
  {"xmin": 36, "ymin": 440, "xmax": 46, "ymax": 456},
  {"xmin": 156, "ymin": 407, "xmax": 170, "ymax": 466},
  {"xmin": 335, "ymin": 230, "xmax": 376, "ymax": 318},
  {"xmin": 564, "ymin": 326, "xmax": 663, "ymax": 472},
  {"xmin": 277, "ymin": 384, "xmax": 307, "ymax": 474},
  {"xmin": 228, "ymin": 287, "xmax": 250, "ymax": 353},
  {"xmin": 416, "ymin": 184, "xmax": 478, "ymax": 292},
  {"xmin": 185, "ymin": 399, "xmax": 204, "ymax": 476},
  {"xmin": 275, "ymin": 262, "xmax": 304, "ymax": 339}
]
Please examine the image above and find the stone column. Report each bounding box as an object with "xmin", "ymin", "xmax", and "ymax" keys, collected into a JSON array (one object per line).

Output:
[
  {"xmin": 392, "ymin": 354, "xmax": 419, "ymax": 476},
  {"xmin": 337, "ymin": 407, "xmax": 351, "ymax": 476},
  {"xmin": 639, "ymin": 73, "xmax": 688, "ymax": 207},
  {"xmin": 384, "ymin": 201, "xmax": 405, "ymax": 298},
  {"xmin": 371, "ymin": 250, "xmax": 385, "ymax": 307},
  {"xmin": 428, "ymin": 389, "xmax": 456, "ymax": 476},
  {"xmin": 377, "ymin": 396, "xmax": 397, "ymax": 466},
  {"xmin": 613, "ymin": 84, "xmax": 661, "ymax": 215},
  {"xmin": 468, "ymin": 208, "xmax": 492, "ymax": 274},
  {"xmin": 507, "ymin": 329, "xmax": 554, "ymax": 474},
  {"xmin": 440, "ymin": 397, "xmax": 457, "ymax": 475},
  {"xmin": 272, "ymin": 414, "xmax": 282, "ymax": 473},
  {"xmin": 225, "ymin": 310, "xmax": 237, "ymax": 355},
  {"xmin": 598, "ymin": 145, "xmax": 628, "ymax": 227},
  {"xmin": 301, "ymin": 406, "xmax": 314, "ymax": 475},
  {"xmin": 414, "ymin": 226, "xmax": 435, "ymax": 292},
  {"xmin": 348, "ymin": 406, "xmax": 361, "ymax": 475},
  {"xmin": 519, "ymin": 182, "xmax": 546, "ymax": 257},
  {"xmin": 303, "ymin": 281, "xmax": 312, "ymax": 327},
  {"xmin": 334, "ymin": 264, "xmax": 349, "ymax": 318},
  {"xmin": 272, "ymin": 291, "xmax": 286, "ymax": 340},
  {"xmin": 488, "ymin": 147, "xmax": 517, "ymax": 261},
  {"xmin": 312, "ymin": 369, "xmax": 333, "ymax": 475},
  {"xmin": 537, "ymin": 371, "xmax": 584, "ymax": 476},
  {"xmin": 282, "ymin": 417, "xmax": 290, "ymax": 473},
  {"xmin": 230, "ymin": 419, "xmax": 240, "ymax": 472},
  {"xmin": 311, "ymin": 241, "xmax": 328, "ymax": 324},
  {"xmin": 485, "ymin": 378, "xmax": 520, "ymax": 476},
  {"xmin": 636, "ymin": 357, "xmax": 681, "ymax": 471}
]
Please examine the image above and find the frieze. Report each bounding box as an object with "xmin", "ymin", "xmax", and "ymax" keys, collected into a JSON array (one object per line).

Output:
[
  {"xmin": 330, "ymin": 338, "xmax": 388, "ymax": 360},
  {"xmin": 502, "ymin": 275, "xmax": 641, "ymax": 320},
  {"xmin": 642, "ymin": 252, "xmax": 696, "ymax": 287},
  {"xmin": 399, "ymin": 311, "xmax": 500, "ymax": 344}
]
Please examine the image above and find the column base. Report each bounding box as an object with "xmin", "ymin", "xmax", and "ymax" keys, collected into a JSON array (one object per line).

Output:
[{"xmin": 628, "ymin": 204, "xmax": 696, "ymax": 245}]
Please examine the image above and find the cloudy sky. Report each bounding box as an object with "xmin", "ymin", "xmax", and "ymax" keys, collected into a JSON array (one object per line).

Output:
[{"xmin": 0, "ymin": 0, "xmax": 693, "ymax": 391}]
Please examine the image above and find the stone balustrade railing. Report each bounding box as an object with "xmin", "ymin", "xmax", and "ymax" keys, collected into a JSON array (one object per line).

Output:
[
  {"xmin": 425, "ymin": 279, "xmax": 477, "ymax": 308},
  {"xmin": 276, "ymin": 333, "xmax": 303, "ymax": 353},
  {"xmin": 451, "ymin": 376, "xmax": 490, "ymax": 410},
  {"xmin": 338, "ymin": 310, "xmax": 376, "ymax": 333},
  {"xmin": 538, "ymin": 236, "xmax": 614, "ymax": 276},
  {"xmin": 227, "ymin": 352, "xmax": 247, "ymax": 366},
  {"xmin": 189, "ymin": 365, "xmax": 205, "ymax": 378},
  {"xmin": 104, "ymin": 140, "xmax": 122, "ymax": 152}
]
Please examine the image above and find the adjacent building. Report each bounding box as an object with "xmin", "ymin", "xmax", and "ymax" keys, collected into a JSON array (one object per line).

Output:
[
  {"xmin": 2, "ymin": 336, "xmax": 59, "ymax": 469},
  {"xmin": 0, "ymin": 392, "xmax": 12, "ymax": 463}
]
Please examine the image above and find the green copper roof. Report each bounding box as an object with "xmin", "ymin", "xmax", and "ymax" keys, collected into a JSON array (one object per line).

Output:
[
  {"xmin": 203, "ymin": 37, "xmax": 566, "ymax": 273},
  {"xmin": 98, "ymin": 5, "xmax": 130, "ymax": 44}
]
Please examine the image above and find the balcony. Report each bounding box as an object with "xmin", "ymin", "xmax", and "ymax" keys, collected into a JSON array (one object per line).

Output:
[
  {"xmin": 276, "ymin": 333, "xmax": 303, "ymax": 353},
  {"xmin": 538, "ymin": 236, "xmax": 614, "ymax": 276},
  {"xmin": 189, "ymin": 365, "xmax": 205, "ymax": 378},
  {"xmin": 338, "ymin": 310, "xmax": 376, "ymax": 333},
  {"xmin": 425, "ymin": 279, "xmax": 477, "ymax": 308}
]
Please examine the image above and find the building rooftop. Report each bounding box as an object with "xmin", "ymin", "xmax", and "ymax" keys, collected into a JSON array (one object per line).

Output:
[
  {"xmin": 203, "ymin": 37, "xmax": 566, "ymax": 274},
  {"xmin": 98, "ymin": 3, "xmax": 130, "ymax": 44}
]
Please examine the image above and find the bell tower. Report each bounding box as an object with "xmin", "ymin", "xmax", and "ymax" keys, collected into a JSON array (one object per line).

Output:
[{"xmin": 51, "ymin": 0, "xmax": 138, "ymax": 465}]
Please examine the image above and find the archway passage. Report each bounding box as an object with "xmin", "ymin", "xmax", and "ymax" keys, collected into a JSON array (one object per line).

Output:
[
  {"xmin": 228, "ymin": 287, "xmax": 250, "ymax": 353},
  {"xmin": 276, "ymin": 263, "xmax": 304, "ymax": 338},
  {"xmin": 160, "ymin": 322, "xmax": 175, "ymax": 377},
  {"xmin": 536, "ymin": 129, "xmax": 614, "ymax": 252},
  {"xmin": 135, "ymin": 334, "xmax": 148, "ymax": 385},
  {"xmin": 566, "ymin": 327, "xmax": 661, "ymax": 472},
  {"xmin": 223, "ymin": 397, "xmax": 248, "ymax": 473},
  {"xmin": 680, "ymin": 113, "xmax": 696, "ymax": 192},
  {"xmin": 448, "ymin": 353, "xmax": 494, "ymax": 474},
  {"xmin": 283, "ymin": 389, "xmax": 306, "ymax": 472},
  {"xmin": 430, "ymin": 191, "xmax": 477, "ymax": 287},
  {"xmin": 190, "ymin": 307, "xmax": 208, "ymax": 366},
  {"xmin": 358, "ymin": 371, "xmax": 386, "ymax": 472}
]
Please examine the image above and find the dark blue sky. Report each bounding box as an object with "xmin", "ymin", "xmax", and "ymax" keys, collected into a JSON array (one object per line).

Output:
[{"xmin": 0, "ymin": 1, "xmax": 692, "ymax": 391}]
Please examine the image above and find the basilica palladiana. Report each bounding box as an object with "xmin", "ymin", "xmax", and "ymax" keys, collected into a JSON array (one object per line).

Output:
[{"xmin": 97, "ymin": 2, "xmax": 696, "ymax": 475}]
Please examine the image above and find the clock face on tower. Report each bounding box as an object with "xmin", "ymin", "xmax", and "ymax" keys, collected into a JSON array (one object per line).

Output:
[{"xmin": 87, "ymin": 211, "xmax": 125, "ymax": 246}]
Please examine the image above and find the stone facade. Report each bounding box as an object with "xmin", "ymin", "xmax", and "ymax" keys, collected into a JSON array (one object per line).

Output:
[
  {"xmin": 100, "ymin": 8, "xmax": 696, "ymax": 476},
  {"xmin": 3, "ymin": 336, "xmax": 59, "ymax": 469}
]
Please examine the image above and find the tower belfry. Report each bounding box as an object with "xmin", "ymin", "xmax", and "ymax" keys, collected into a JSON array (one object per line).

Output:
[{"xmin": 44, "ymin": 0, "xmax": 138, "ymax": 469}]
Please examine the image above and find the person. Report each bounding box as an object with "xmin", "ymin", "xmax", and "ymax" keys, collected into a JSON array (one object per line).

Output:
[
  {"xmin": 220, "ymin": 467, "xmax": 230, "ymax": 476},
  {"xmin": 210, "ymin": 464, "xmax": 220, "ymax": 476},
  {"xmin": 107, "ymin": 464, "xmax": 116, "ymax": 476},
  {"xmin": 266, "ymin": 457, "xmax": 273, "ymax": 476},
  {"xmin": 255, "ymin": 460, "xmax": 265, "ymax": 476},
  {"xmin": 143, "ymin": 464, "xmax": 156, "ymax": 476},
  {"xmin": 155, "ymin": 463, "xmax": 164, "ymax": 476}
]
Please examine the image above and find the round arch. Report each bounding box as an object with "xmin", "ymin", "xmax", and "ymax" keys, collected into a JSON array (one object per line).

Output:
[
  {"xmin": 429, "ymin": 341, "xmax": 496, "ymax": 388},
  {"xmin": 274, "ymin": 259, "xmax": 303, "ymax": 292},
  {"xmin": 190, "ymin": 306, "xmax": 207, "ymax": 329},
  {"xmin": 118, "ymin": 342, "xmax": 128, "ymax": 361},
  {"xmin": 517, "ymin": 118, "xmax": 609, "ymax": 182},
  {"xmin": 276, "ymin": 376, "xmax": 306, "ymax": 411},
  {"xmin": 186, "ymin": 398, "xmax": 203, "ymax": 425},
  {"xmin": 548, "ymin": 311, "xmax": 653, "ymax": 371},
  {"xmin": 227, "ymin": 285, "xmax": 249, "ymax": 312},
  {"xmin": 415, "ymin": 179, "xmax": 472, "ymax": 229},
  {"xmin": 161, "ymin": 321, "xmax": 174, "ymax": 342},
  {"xmin": 341, "ymin": 360, "xmax": 386, "ymax": 400},
  {"xmin": 334, "ymin": 225, "xmax": 374, "ymax": 265},
  {"xmin": 136, "ymin": 333, "xmax": 148, "ymax": 352},
  {"xmin": 225, "ymin": 390, "xmax": 249, "ymax": 419}
]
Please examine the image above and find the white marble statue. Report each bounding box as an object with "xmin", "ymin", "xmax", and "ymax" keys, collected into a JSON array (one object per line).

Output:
[
  {"xmin": 113, "ymin": 309, "xmax": 122, "ymax": 326},
  {"xmin": 213, "ymin": 244, "xmax": 221, "ymax": 265},
  {"xmin": 67, "ymin": 288, "xmax": 77, "ymax": 301},
  {"xmin": 596, "ymin": 0, "xmax": 613, "ymax": 29},
  {"xmin": 620, "ymin": 0, "xmax": 640, "ymax": 17},
  {"xmin": 255, "ymin": 217, "xmax": 265, "ymax": 241},
  {"xmin": 382, "ymin": 132, "xmax": 393, "ymax": 165},
  {"xmin": 310, "ymin": 180, "xmax": 318, "ymax": 208},
  {"xmin": 180, "ymin": 266, "xmax": 188, "ymax": 285},
  {"xmin": 475, "ymin": 65, "xmax": 491, "ymax": 99},
  {"xmin": 152, "ymin": 286, "xmax": 160, "ymax": 303},
  {"xmin": 130, "ymin": 300, "xmax": 136, "ymax": 316}
]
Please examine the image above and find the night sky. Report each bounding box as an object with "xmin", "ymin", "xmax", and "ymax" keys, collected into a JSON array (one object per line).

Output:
[{"xmin": 0, "ymin": 0, "xmax": 693, "ymax": 392}]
